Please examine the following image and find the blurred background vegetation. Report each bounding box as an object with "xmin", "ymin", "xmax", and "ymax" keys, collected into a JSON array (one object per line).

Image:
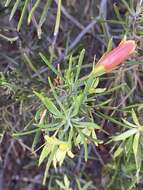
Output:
[{"xmin": 0, "ymin": 0, "xmax": 143, "ymax": 190}]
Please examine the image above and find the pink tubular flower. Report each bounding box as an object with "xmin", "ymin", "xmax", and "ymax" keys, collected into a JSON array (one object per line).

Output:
[{"xmin": 92, "ymin": 40, "xmax": 137, "ymax": 76}]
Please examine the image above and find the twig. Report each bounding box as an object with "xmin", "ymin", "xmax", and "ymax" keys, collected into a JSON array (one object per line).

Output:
[
  {"xmin": 92, "ymin": 145, "xmax": 105, "ymax": 166},
  {"xmin": 68, "ymin": 19, "xmax": 97, "ymax": 50}
]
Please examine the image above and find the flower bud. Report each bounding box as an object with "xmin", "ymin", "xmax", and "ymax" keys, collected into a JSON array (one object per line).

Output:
[{"xmin": 92, "ymin": 40, "xmax": 137, "ymax": 76}]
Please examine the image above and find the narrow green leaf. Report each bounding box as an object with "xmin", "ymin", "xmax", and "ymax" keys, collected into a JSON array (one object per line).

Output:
[
  {"xmin": 113, "ymin": 145, "xmax": 123, "ymax": 159},
  {"xmin": 75, "ymin": 49, "xmax": 85, "ymax": 82},
  {"xmin": 64, "ymin": 175, "xmax": 70, "ymax": 188},
  {"xmin": 72, "ymin": 93, "xmax": 84, "ymax": 116},
  {"xmin": 5, "ymin": 0, "xmax": 12, "ymax": 7},
  {"xmin": 39, "ymin": 52, "xmax": 58, "ymax": 75},
  {"xmin": 76, "ymin": 179, "xmax": 82, "ymax": 190},
  {"xmin": 91, "ymin": 88, "xmax": 106, "ymax": 94},
  {"xmin": 121, "ymin": 0, "xmax": 134, "ymax": 14},
  {"xmin": 125, "ymin": 136, "xmax": 133, "ymax": 162},
  {"xmin": 138, "ymin": 104, "xmax": 143, "ymax": 112},
  {"xmin": 54, "ymin": 0, "xmax": 62, "ymax": 36},
  {"xmin": 23, "ymin": 53, "xmax": 37, "ymax": 72},
  {"xmin": 122, "ymin": 118, "xmax": 137, "ymax": 128},
  {"xmin": 39, "ymin": 0, "xmax": 52, "ymax": 26},
  {"xmin": 34, "ymin": 91, "xmax": 61, "ymax": 117},
  {"xmin": 38, "ymin": 0, "xmax": 53, "ymax": 38},
  {"xmin": 65, "ymin": 54, "xmax": 73, "ymax": 83},
  {"xmin": 28, "ymin": 0, "xmax": 41, "ymax": 24},
  {"xmin": 84, "ymin": 142, "xmax": 88, "ymax": 162},
  {"xmin": 43, "ymin": 146, "xmax": 57, "ymax": 185},
  {"xmin": 95, "ymin": 112, "xmax": 127, "ymax": 128},
  {"xmin": 56, "ymin": 180, "xmax": 65, "ymax": 189},
  {"xmin": 17, "ymin": 0, "xmax": 30, "ymax": 31},
  {"xmin": 68, "ymin": 127, "xmax": 73, "ymax": 144},
  {"xmin": 77, "ymin": 122, "xmax": 101, "ymax": 129},
  {"xmin": 97, "ymin": 83, "xmax": 127, "ymax": 96},
  {"xmin": 93, "ymin": 78, "xmax": 99, "ymax": 88},
  {"xmin": 132, "ymin": 109, "xmax": 140, "ymax": 126},
  {"xmin": 32, "ymin": 131, "xmax": 41, "ymax": 151},
  {"xmin": 9, "ymin": 0, "xmax": 21, "ymax": 21},
  {"xmin": 48, "ymin": 78, "xmax": 66, "ymax": 114},
  {"xmin": 39, "ymin": 144, "xmax": 51, "ymax": 165},
  {"xmin": 113, "ymin": 128, "xmax": 137, "ymax": 141},
  {"xmin": 13, "ymin": 128, "xmax": 40, "ymax": 137},
  {"xmin": 82, "ymin": 181, "xmax": 93, "ymax": 190},
  {"xmin": 95, "ymin": 99, "xmax": 112, "ymax": 107},
  {"xmin": 113, "ymin": 4, "xmax": 123, "ymax": 22},
  {"xmin": 133, "ymin": 132, "xmax": 140, "ymax": 168},
  {"xmin": 107, "ymin": 37, "xmax": 113, "ymax": 52}
]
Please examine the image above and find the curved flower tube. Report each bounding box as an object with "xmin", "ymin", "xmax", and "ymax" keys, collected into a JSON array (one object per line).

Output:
[{"xmin": 92, "ymin": 40, "xmax": 137, "ymax": 76}]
